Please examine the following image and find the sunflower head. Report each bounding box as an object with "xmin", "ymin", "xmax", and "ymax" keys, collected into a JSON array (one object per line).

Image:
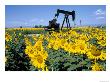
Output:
[
  {"xmin": 91, "ymin": 63, "xmax": 103, "ymax": 71},
  {"xmin": 91, "ymin": 49, "xmax": 101, "ymax": 57},
  {"xmin": 5, "ymin": 32, "xmax": 12, "ymax": 42},
  {"xmin": 87, "ymin": 45, "xmax": 106, "ymax": 61},
  {"xmin": 31, "ymin": 54, "xmax": 46, "ymax": 70}
]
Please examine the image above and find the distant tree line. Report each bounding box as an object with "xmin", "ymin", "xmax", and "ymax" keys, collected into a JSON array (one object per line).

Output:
[
  {"xmin": 34, "ymin": 25, "xmax": 47, "ymax": 28},
  {"xmin": 19, "ymin": 25, "xmax": 47, "ymax": 28}
]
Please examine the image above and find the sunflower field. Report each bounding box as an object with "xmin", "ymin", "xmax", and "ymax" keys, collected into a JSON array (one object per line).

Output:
[{"xmin": 5, "ymin": 27, "xmax": 106, "ymax": 71}]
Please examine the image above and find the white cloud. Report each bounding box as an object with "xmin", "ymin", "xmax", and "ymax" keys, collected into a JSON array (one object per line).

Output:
[
  {"xmin": 96, "ymin": 16, "xmax": 105, "ymax": 19},
  {"xmin": 40, "ymin": 19, "xmax": 44, "ymax": 22},
  {"xmin": 29, "ymin": 18, "xmax": 38, "ymax": 22},
  {"xmin": 29, "ymin": 18, "xmax": 44, "ymax": 23},
  {"xmin": 39, "ymin": 19, "xmax": 44, "ymax": 22},
  {"xmin": 95, "ymin": 9, "xmax": 105, "ymax": 15},
  {"xmin": 24, "ymin": 22, "xmax": 28, "ymax": 25},
  {"xmin": 8, "ymin": 21, "xmax": 22, "ymax": 24}
]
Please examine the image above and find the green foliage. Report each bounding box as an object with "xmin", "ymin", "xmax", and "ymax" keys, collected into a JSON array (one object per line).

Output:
[
  {"xmin": 89, "ymin": 37, "xmax": 98, "ymax": 45},
  {"xmin": 22, "ymin": 30, "xmax": 46, "ymax": 35},
  {"xmin": 5, "ymin": 31, "xmax": 34, "ymax": 71},
  {"xmin": 46, "ymin": 48, "xmax": 92, "ymax": 71}
]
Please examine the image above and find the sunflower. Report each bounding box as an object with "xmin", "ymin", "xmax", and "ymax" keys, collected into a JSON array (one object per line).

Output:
[
  {"xmin": 33, "ymin": 40, "xmax": 44, "ymax": 51},
  {"xmin": 31, "ymin": 53, "xmax": 47, "ymax": 70},
  {"xmin": 25, "ymin": 45, "xmax": 35, "ymax": 58},
  {"xmin": 91, "ymin": 63, "xmax": 103, "ymax": 71},
  {"xmin": 75, "ymin": 42, "xmax": 88, "ymax": 54},
  {"xmin": 37, "ymin": 50, "xmax": 48, "ymax": 60},
  {"xmin": 47, "ymin": 43, "xmax": 52, "ymax": 49},
  {"xmin": 5, "ymin": 32, "xmax": 12, "ymax": 42},
  {"xmin": 5, "ymin": 45, "xmax": 9, "ymax": 49},
  {"xmin": 63, "ymin": 42, "xmax": 70, "ymax": 51},
  {"xmin": 69, "ymin": 43, "xmax": 77, "ymax": 54},
  {"xmin": 24, "ymin": 37, "xmax": 32, "ymax": 46},
  {"xmin": 87, "ymin": 48, "xmax": 106, "ymax": 61},
  {"xmin": 74, "ymin": 39, "xmax": 88, "ymax": 54},
  {"xmin": 97, "ymin": 40, "xmax": 106, "ymax": 46},
  {"xmin": 25, "ymin": 39, "xmax": 48, "ymax": 70},
  {"xmin": 53, "ymin": 40, "xmax": 61, "ymax": 50}
]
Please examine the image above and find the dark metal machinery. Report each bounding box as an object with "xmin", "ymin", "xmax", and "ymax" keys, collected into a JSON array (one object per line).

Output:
[{"xmin": 47, "ymin": 9, "xmax": 75, "ymax": 31}]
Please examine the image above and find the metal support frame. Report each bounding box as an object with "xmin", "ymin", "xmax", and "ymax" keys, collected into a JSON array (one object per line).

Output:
[{"xmin": 61, "ymin": 14, "xmax": 71, "ymax": 30}]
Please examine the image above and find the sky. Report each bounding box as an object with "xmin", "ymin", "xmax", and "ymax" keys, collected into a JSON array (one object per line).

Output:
[{"xmin": 5, "ymin": 5, "xmax": 106, "ymax": 27}]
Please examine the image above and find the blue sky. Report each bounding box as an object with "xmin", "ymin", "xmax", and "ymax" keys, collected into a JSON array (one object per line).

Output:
[{"xmin": 5, "ymin": 5, "xmax": 106, "ymax": 27}]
